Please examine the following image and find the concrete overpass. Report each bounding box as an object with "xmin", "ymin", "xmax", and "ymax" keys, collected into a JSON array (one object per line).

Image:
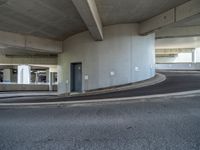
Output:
[
  {"xmin": 1, "ymin": 1, "xmax": 200, "ymax": 149},
  {"xmin": 0, "ymin": 0, "xmax": 199, "ymax": 93}
]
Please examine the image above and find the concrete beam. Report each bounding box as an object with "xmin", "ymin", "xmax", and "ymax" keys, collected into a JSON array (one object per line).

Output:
[
  {"xmin": 156, "ymin": 26, "xmax": 200, "ymax": 39},
  {"xmin": 140, "ymin": 0, "xmax": 200, "ymax": 34},
  {"xmin": 140, "ymin": 9, "xmax": 175, "ymax": 35},
  {"xmin": 176, "ymin": 0, "xmax": 200, "ymax": 22},
  {"xmin": 0, "ymin": 55, "xmax": 57, "ymax": 65},
  {"xmin": 156, "ymin": 48, "xmax": 193, "ymax": 55},
  {"xmin": 0, "ymin": 31, "xmax": 62, "ymax": 54},
  {"xmin": 72, "ymin": 0, "xmax": 103, "ymax": 41},
  {"xmin": 156, "ymin": 36, "xmax": 200, "ymax": 49}
]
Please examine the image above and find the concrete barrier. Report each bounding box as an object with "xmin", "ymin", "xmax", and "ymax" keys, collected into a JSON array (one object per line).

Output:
[
  {"xmin": 0, "ymin": 83, "xmax": 57, "ymax": 91},
  {"xmin": 156, "ymin": 63, "xmax": 200, "ymax": 70}
]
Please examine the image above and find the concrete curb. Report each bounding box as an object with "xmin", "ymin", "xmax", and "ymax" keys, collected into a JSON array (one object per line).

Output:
[{"xmin": 1, "ymin": 89, "xmax": 200, "ymax": 107}]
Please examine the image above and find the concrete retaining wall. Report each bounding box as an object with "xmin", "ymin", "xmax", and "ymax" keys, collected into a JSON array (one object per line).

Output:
[
  {"xmin": 0, "ymin": 84, "xmax": 57, "ymax": 92},
  {"xmin": 156, "ymin": 63, "xmax": 200, "ymax": 70}
]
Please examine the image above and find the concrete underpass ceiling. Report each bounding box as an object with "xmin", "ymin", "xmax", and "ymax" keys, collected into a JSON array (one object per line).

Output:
[
  {"xmin": 0, "ymin": 0, "xmax": 87, "ymax": 40},
  {"xmin": 0, "ymin": 0, "xmax": 190, "ymax": 40},
  {"xmin": 95, "ymin": 0, "xmax": 189, "ymax": 25},
  {"xmin": 174, "ymin": 15, "xmax": 200, "ymax": 27}
]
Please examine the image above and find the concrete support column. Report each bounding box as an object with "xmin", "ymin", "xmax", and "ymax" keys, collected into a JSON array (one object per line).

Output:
[
  {"xmin": 52, "ymin": 72, "xmax": 55, "ymax": 83},
  {"xmin": 3, "ymin": 69, "xmax": 12, "ymax": 83},
  {"xmin": 17, "ymin": 65, "xmax": 31, "ymax": 84},
  {"xmin": 35, "ymin": 72, "xmax": 39, "ymax": 84},
  {"xmin": 49, "ymin": 72, "xmax": 53, "ymax": 91},
  {"xmin": 192, "ymin": 49, "xmax": 196, "ymax": 63},
  {"xmin": 46, "ymin": 69, "xmax": 50, "ymax": 83}
]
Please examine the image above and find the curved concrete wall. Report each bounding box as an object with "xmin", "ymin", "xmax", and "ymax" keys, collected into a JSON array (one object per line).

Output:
[{"xmin": 58, "ymin": 24, "xmax": 155, "ymax": 94}]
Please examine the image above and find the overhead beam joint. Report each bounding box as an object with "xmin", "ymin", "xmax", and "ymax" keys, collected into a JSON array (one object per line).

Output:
[{"xmin": 72, "ymin": 0, "xmax": 103, "ymax": 41}]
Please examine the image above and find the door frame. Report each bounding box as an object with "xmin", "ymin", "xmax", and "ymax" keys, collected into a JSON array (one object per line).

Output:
[{"xmin": 70, "ymin": 62, "xmax": 82, "ymax": 92}]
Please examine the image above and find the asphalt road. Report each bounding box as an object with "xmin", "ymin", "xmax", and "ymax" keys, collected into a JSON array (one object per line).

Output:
[
  {"xmin": 67, "ymin": 71, "xmax": 200, "ymax": 101},
  {"xmin": 2, "ymin": 71, "xmax": 200, "ymax": 103},
  {"xmin": 0, "ymin": 93, "xmax": 200, "ymax": 150}
]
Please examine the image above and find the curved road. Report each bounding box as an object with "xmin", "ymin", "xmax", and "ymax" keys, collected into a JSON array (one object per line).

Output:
[
  {"xmin": 1, "ymin": 89, "xmax": 200, "ymax": 149},
  {"xmin": 0, "ymin": 71, "xmax": 200, "ymax": 150},
  {"xmin": 68, "ymin": 71, "xmax": 200, "ymax": 100},
  {"xmin": 2, "ymin": 71, "xmax": 200, "ymax": 103}
]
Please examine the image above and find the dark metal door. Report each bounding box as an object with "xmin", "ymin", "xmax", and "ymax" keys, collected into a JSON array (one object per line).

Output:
[{"xmin": 71, "ymin": 63, "xmax": 82, "ymax": 92}]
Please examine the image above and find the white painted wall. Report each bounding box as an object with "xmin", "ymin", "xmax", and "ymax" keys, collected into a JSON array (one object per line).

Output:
[
  {"xmin": 58, "ymin": 24, "xmax": 155, "ymax": 94},
  {"xmin": 176, "ymin": 53, "xmax": 192, "ymax": 62}
]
